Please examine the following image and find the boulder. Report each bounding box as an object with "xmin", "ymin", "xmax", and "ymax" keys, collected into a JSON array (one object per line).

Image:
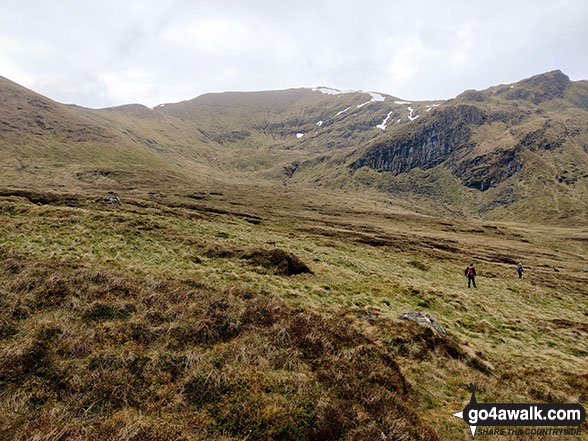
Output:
[
  {"xmin": 398, "ymin": 311, "xmax": 447, "ymax": 335},
  {"xmin": 104, "ymin": 192, "xmax": 121, "ymax": 205}
]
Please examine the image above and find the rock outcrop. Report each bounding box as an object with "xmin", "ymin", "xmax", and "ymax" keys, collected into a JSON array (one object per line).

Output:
[
  {"xmin": 350, "ymin": 105, "xmax": 486, "ymax": 175},
  {"xmin": 398, "ymin": 312, "xmax": 447, "ymax": 335},
  {"xmin": 104, "ymin": 193, "xmax": 121, "ymax": 205}
]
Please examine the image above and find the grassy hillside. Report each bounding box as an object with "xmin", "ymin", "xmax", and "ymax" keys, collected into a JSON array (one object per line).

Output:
[
  {"xmin": 0, "ymin": 77, "xmax": 429, "ymax": 195},
  {"xmin": 152, "ymin": 87, "xmax": 440, "ymax": 179},
  {"xmin": 2, "ymin": 72, "xmax": 587, "ymax": 224},
  {"xmin": 0, "ymin": 186, "xmax": 586, "ymax": 440},
  {"xmin": 1, "ymin": 72, "xmax": 587, "ymax": 439},
  {"xmin": 0, "ymin": 77, "xmax": 234, "ymax": 195}
]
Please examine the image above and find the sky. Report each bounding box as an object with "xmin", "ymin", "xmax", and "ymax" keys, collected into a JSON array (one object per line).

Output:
[{"xmin": 1, "ymin": 0, "xmax": 587, "ymax": 108}]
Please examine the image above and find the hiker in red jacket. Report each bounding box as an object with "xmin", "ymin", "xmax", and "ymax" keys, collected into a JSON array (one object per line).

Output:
[{"xmin": 465, "ymin": 263, "xmax": 477, "ymax": 288}]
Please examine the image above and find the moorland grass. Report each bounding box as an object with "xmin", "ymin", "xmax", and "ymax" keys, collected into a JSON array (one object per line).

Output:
[{"xmin": 0, "ymin": 188, "xmax": 586, "ymax": 440}]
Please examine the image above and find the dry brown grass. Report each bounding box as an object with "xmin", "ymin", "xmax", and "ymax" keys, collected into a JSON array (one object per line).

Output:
[
  {"xmin": 0, "ymin": 187, "xmax": 586, "ymax": 440},
  {"xmin": 0, "ymin": 250, "xmax": 439, "ymax": 441}
]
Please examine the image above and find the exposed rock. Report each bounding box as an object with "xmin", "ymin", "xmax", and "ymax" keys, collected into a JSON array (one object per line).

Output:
[
  {"xmin": 357, "ymin": 310, "xmax": 380, "ymax": 321},
  {"xmin": 518, "ymin": 120, "xmax": 567, "ymax": 151},
  {"xmin": 520, "ymin": 70, "xmax": 570, "ymax": 104},
  {"xmin": 479, "ymin": 186, "xmax": 518, "ymax": 212},
  {"xmin": 283, "ymin": 161, "xmax": 300, "ymax": 178},
  {"xmin": 349, "ymin": 102, "xmax": 529, "ymax": 191},
  {"xmin": 398, "ymin": 312, "xmax": 447, "ymax": 335},
  {"xmin": 449, "ymin": 147, "xmax": 522, "ymax": 191},
  {"xmin": 349, "ymin": 105, "xmax": 486, "ymax": 175},
  {"xmin": 459, "ymin": 90, "xmax": 487, "ymax": 102},
  {"xmin": 505, "ymin": 88, "xmax": 531, "ymax": 101},
  {"xmin": 104, "ymin": 192, "xmax": 121, "ymax": 205}
]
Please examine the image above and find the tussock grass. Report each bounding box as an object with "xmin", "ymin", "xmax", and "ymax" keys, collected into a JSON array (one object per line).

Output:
[
  {"xmin": 0, "ymin": 189, "xmax": 586, "ymax": 440},
  {"xmin": 0, "ymin": 251, "xmax": 438, "ymax": 440}
]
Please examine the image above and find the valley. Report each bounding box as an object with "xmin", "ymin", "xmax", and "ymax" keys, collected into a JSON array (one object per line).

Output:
[{"xmin": 0, "ymin": 70, "xmax": 587, "ymax": 440}]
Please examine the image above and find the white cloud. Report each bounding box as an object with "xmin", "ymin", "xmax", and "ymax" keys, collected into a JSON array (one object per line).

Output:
[
  {"xmin": 32, "ymin": 73, "xmax": 113, "ymax": 107},
  {"xmin": 0, "ymin": 0, "xmax": 586, "ymax": 108}
]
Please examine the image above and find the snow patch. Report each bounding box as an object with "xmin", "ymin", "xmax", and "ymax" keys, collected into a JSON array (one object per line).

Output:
[
  {"xmin": 312, "ymin": 87, "xmax": 345, "ymax": 95},
  {"xmin": 407, "ymin": 106, "xmax": 418, "ymax": 121},
  {"xmin": 397, "ymin": 118, "xmax": 401, "ymax": 123},
  {"xmin": 376, "ymin": 111, "xmax": 394, "ymax": 130},
  {"xmin": 313, "ymin": 87, "xmax": 386, "ymax": 102},
  {"xmin": 356, "ymin": 92, "xmax": 386, "ymax": 109},
  {"xmin": 510, "ymin": 85, "xmax": 514, "ymax": 88},
  {"xmin": 368, "ymin": 92, "xmax": 385, "ymax": 102},
  {"xmin": 396, "ymin": 100, "xmax": 419, "ymax": 121},
  {"xmin": 316, "ymin": 120, "xmax": 323, "ymax": 127},
  {"xmin": 335, "ymin": 106, "xmax": 351, "ymax": 116},
  {"xmin": 296, "ymin": 133, "xmax": 304, "ymax": 138}
]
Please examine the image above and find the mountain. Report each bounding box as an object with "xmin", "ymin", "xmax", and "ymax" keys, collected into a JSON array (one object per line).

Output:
[
  {"xmin": 291, "ymin": 71, "xmax": 588, "ymax": 224},
  {"xmin": 1, "ymin": 71, "xmax": 587, "ymax": 441},
  {"xmin": 1, "ymin": 71, "xmax": 587, "ymax": 224},
  {"xmin": 154, "ymin": 87, "xmax": 439, "ymax": 153},
  {"xmin": 0, "ymin": 76, "xmax": 194, "ymax": 192}
]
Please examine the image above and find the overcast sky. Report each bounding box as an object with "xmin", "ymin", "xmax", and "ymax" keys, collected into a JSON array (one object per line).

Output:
[{"xmin": 1, "ymin": 0, "xmax": 587, "ymax": 108}]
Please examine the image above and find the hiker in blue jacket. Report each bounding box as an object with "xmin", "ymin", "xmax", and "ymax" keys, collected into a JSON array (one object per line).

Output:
[{"xmin": 516, "ymin": 263, "xmax": 524, "ymax": 279}]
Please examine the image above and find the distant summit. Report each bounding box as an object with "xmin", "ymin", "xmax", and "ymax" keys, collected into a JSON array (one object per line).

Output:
[{"xmin": 1, "ymin": 70, "xmax": 586, "ymax": 224}]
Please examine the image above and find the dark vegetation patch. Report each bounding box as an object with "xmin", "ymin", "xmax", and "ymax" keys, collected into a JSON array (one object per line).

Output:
[
  {"xmin": 82, "ymin": 302, "xmax": 135, "ymax": 321},
  {"xmin": 172, "ymin": 201, "xmax": 263, "ymax": 222},
  {"xmin": 355, "ymin": 234, "xmax": 397, "ymax": 247},
  {"xmin": 298, "ymin": 226, "xmax": 462, "ymax": 256},
  {"xmin": 297, "ymin": 227, "xmax": 342, "ymax": 237},
  {"xmin": 242, "ymin": 248, "xmax": 312, "ymax": 275},
  {"xmin": 185, "ymin": 192, "xmax": 209, "ymax": 200},
  {"xmin": 0, "ymin": 189, "xmax": 85, "ymax": 207},
  {"xmin": 489, "ymin": 254, "xmax": 518, "ymax": 265},
  {"xmin": 421, "ymin": 238, "xmax": 460, "ymax": 253},
  {"xmin": 0, "ymin": 189, "xmax": 265, "ymax": 231},
  {"xmin": 408, "ymin": 260, "xmax": 429, "ymax": 271},
  {"xmin": 75, "ymin": 169, "xmax": 118, "ymax": 182},
  {"xmin": 549, "ymin": 319, "xmax": 588, "ymax": 333},
  {"xmin": 0, "ymin": 251, "xmax": 438, "ymax": 441},
  {"xmin": 383, "ymin": 321, "xmax": 493, "ymax": 376},
  {"xmin": 203, "ymin": 246, "xmax": 239, "ymax": 259},
  {"xmin": 204, "ymin": 246, "xmax": 312, "ymax": 276}
]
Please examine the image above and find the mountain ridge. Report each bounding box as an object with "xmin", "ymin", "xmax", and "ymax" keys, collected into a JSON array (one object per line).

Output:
[
  {"xmin": 288, "ymin": 70, "xmax": 588, "ymax": 224},
  {"xmin": 1, "ymin": 70, "xmax": 586, "ymax": 224}
]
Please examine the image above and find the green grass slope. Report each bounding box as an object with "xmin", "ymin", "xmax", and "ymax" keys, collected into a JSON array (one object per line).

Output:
[
  {"xmin": 3, "ymin": 71, "xmax": 586, "ymax": 224},
  {"xmin": 0, "ymin": 77, "xmax": 231, "ymax": 195},
  {"xmin": 0, "ymin": 186, "xmax": 586, "ymax": 440}
]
